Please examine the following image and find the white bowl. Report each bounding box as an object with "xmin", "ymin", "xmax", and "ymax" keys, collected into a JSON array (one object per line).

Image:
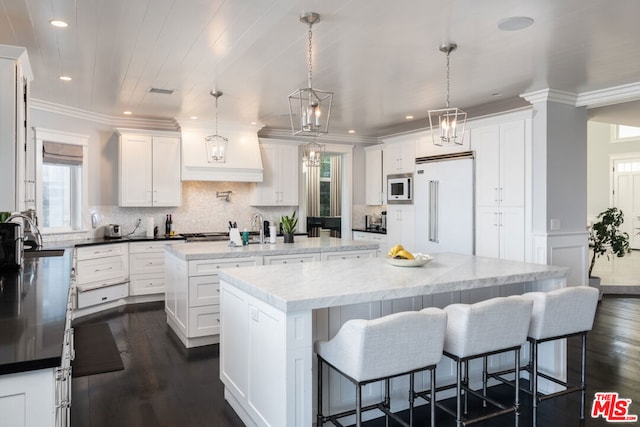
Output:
[{"xmin": 386, "ymin": 253, "xmax": 433, "ymax": 267}]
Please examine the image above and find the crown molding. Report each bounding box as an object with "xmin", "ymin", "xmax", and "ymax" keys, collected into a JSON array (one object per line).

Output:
[
  {"xmin": 30, "ymin": 99, "xmax": 180, "ymax": 130},
  {"xmin": 257, "ymin": 127, "xmax": 380, "ymax": 145},
  {"xmin": 520, "ymin": 89, "xmax": 578, "ymax": 105},
  {"xmin": 576, "ymin": 81, "xmax": 640, "ymax": 108}
]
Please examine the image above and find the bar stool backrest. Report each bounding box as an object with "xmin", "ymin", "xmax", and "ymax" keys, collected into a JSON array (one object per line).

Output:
[
  {"xmin": 443, "ymin": 295, "xmax": 533, "ymax": 358},
  {"xmin": 315, "ymin": 309, "xmax": 447, "ymax": 382},
  {"xmin": 523, "ymin": 286, "xmax": 599, "ymax": 340}
]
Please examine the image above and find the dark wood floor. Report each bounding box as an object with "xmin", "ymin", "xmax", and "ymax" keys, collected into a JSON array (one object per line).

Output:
[{"xmin": 71, "ymin": 296, "xmax": 640, "ymax": 427}]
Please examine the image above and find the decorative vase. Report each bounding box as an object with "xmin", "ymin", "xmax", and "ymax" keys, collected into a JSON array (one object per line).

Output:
[
  {"xmin": 284, "ymin": 233, "xmax": 294, "ymax": 243},
  {"xmin": 589, "ymin": 276, "xmax": 603, "ymax": 301}
]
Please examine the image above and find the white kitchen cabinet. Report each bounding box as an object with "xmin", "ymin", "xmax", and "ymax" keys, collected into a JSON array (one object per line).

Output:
[
  {"xmin": 383, "ymin": 138, "xmax": 415, "ymax": 175},
  {"xmin": 165, "ymin": 254, "xmax": 262, "ymax": 347},
  {"xmin": 473, "ymin": 121, "xmax": 525, "ymax": 208},
  {"xmin": 365, "ymin": 146, "xmax": 384, "ymax": 205},
  {"xmin": 129, "ymin": 241, "xmax": 169, "ymax": 296},
  {"xmin": 472, "ymin": 120, "xmax": 526, "ymax": 261},
  {"xmin": 0, "ymin": 46, "xmax": 33, "ymax": 213},
  {"xmin": 321, "ymin": 250, "xmax": 376, "ymax": 261},
  {"xmin": 75, "ymin": 243, "xmax": 129, "ymax": 309},
  {"xmin": 352, "ymin": 231, "xmax": 387, "ymax": 255},
  {"xmin": 385, "ymin": 205, "xmax": 415, "ymax": 254},
  {"xmin": 253, "ymin": 140, "xmax": 299, "ymax": 206},
  {"xmin": 118, "ymin": 129, "xmax": 181, "ymax": 207}
]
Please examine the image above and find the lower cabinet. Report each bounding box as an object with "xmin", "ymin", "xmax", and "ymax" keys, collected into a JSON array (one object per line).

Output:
[
  {"xmin": 263, "ymin": 253, "xmax": 320, "ymax": 265},
  {"xmin": 352, "ymin": 231, "xmax": 387, "ymax": 255},
  {"xmin": 475, "ymin": 206, "xmax": 525, "ymax": 262},
  {"xmin": 321, "ymin": 250, "xmax": 377, "ymax": 261},
  {"xmin": 129, "ymin": 241, "xmax": 168, "ymax": 296},
  {"xmin": 75, "ymin": 243, "xmax": 129, "ymax": 309},
  {"xmin": 165, "ymin": 253, "xmax": 262, "ymax": 347}
]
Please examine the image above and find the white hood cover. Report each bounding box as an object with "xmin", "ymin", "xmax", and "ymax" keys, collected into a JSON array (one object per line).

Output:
[{"xmin": 180, "ymin": 122, "xmax": 263, "ymax": 182}]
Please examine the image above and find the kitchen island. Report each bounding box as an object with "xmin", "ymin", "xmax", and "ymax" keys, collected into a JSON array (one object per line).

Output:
[
  {"xmin": 218, "ymin": 253, "xmax": 569, "ymax": 427},
  {"xmin": 164, "ymin": 238, "xmax": 379, "ymax": 347}
]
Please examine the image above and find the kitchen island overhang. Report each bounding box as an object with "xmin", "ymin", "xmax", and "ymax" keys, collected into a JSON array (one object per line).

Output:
[{"xmin": 218, "ymin": 253, "xmax": 570, "ymax": 427}]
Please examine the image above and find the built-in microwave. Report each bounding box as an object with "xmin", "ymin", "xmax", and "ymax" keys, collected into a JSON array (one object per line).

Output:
[{"xmin": 387, "ymin": 173, "xmax": 413, "ymax": 204}]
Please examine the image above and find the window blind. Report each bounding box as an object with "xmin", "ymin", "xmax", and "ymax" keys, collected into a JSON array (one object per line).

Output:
[{"xmin": 43, "ymin": 141, "xmax": 83, "ymax": 165}]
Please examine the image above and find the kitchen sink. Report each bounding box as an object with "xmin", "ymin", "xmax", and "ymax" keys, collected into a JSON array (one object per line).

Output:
[{"xmin": 23, "ymin": 249, "xmax": 65, "ymax": 258}]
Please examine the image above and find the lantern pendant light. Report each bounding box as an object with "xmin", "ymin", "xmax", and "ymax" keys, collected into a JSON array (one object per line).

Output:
[
  {"xmin": 206, "ymin": 90, "xmax": 228, "ymax": 163},
  {"xmin": 288, "ymin": 12, "xmax": 333, "ymax": 137},
  {"xmin": 429, "ymin": 43, "xmax": 467, "ymax": 146},
  {"xmin": 303, "ymin": 140, "xmax": 325, "ymax": 167}
]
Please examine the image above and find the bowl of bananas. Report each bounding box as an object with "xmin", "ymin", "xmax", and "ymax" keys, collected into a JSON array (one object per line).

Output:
[{"xmin": 386, "ymin": 244, "xmax": 433, "ymax": 267}]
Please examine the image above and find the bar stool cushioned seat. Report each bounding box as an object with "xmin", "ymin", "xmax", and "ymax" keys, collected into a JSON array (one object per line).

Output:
[
  {"xmin": 315, "ymin": 308, "xmax": 447, "ymax": 427},
  {"xmin": 440, "ymin": 295, "xmax": 533, "ymax": 427},
  {"xmin": 522, "ymin": 286, "xmax": 599, "ymax": 421}
]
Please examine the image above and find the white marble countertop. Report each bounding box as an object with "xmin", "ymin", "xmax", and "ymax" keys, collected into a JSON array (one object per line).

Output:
[
  {"xmin": 165, "ymin": 238, "xmax": 379, "ymax": 261},
  {"xmin": 218, "ymin": 253, "xmax": 569, "ymax": 312}
]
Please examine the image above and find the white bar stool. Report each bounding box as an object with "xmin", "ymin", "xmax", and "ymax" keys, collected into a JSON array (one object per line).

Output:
[
  {"xmin": 522, "ymin": 286, "xmax": 599, "ymax": 422},
  {"xmin": 315, "ymin": 308, "xmax": 447, "ymax": 427},
  {"xmin": 438, "ymin": 296, "xmax": 533, "ymax": 427}
]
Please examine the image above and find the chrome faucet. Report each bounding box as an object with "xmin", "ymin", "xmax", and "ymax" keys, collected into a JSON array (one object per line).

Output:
[
  {"xmin": 252, "ymin": 213, "xmax": 264, "ymax": 244},
  {"xmin": 7, "ymin": 213, "xmax": 43, "ymax": 249}
]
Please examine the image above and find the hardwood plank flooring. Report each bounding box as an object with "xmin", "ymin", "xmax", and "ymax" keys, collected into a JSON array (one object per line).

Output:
[{"xmin": 71, "ymin": 296, "xmax": 640, "ymax": 427}]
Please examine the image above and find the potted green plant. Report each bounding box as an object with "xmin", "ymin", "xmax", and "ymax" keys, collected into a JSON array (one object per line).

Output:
[
  {"xmin": 588, "ymin": 207, "xmax": 630, "ymax": 293},
  {"xmin": 280, "ymin": 210, "xmax": 298, "ymax": 243}
]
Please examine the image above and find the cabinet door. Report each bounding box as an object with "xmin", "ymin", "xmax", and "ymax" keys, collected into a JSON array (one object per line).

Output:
[
  {"xmin": 365, "ymin": 148, "xmax": 383, "ymax": 205},
  {"xmin": 254, "ymin": 144, "xmax": 279, "ymax": 204},
  {"xmin": 385, "ymin": 205, "xmax": 415, "ymax": 253},
  {"xmin": 277, "ymin": 144, "xmax": 299, "ymax": 205},
  {"xmin": 499, "ymin": 207, "xmax": 525, "ymax": 261},
  {"xmin": 475, "ymin": 206, "xmax": 500, "ymax": 258},
  {"xmin": 499, "ymin": 121, "xmax": 525, "ymax": 207},
  {"xmin": 152, "ymin": 136, "xmax": 181, "ymax": 206},
  {"xmin": 472, "ymin": 126, "xmax": 500, "ymax": 207},
  {"xmin": 119, "ymin": 134, "xmax": 153, "ymax": 207}
]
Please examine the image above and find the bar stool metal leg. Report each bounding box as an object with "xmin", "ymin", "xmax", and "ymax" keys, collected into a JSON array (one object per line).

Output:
[
  {"xmin": 456, "ymin": 359, "xmax": 463, "ymax": 427},
  {"xmin": 515, "ymin": 347, "xmax": 521, "ymax": 427},
  {"xmin": 384, "ymin": 378, "xmax": 390, "ymax": 427},
  {"xmin": 482, "ymin": 356, "xmax": 488, "ymax": 408},
  {"xmin": 317, "ymin": 356, "xmax": 323, "ymax": 426},
  {"xmin": 356, "ymin": 384, "xmax": 362, "ymax": 427},
  {"xmin": 409, "ymin": 373, "xmax": 415, "ymax": 427},
  {"xmin": 580, "ymin": 334, "xmax": 587, "ymax": 420},
  {"xmin": 430, "ymin": 368, "xmax": 437, "ymax": 427}
]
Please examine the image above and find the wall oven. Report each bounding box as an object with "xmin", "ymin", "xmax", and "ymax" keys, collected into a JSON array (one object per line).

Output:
[{"xmin": 387, "ymin": 173, "xmax": 413, "ymax": 204}]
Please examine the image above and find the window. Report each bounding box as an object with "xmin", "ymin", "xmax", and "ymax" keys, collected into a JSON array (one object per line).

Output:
[
  {"xmin": 319, "ymin": 157, "xmax": 331, "ymax": 216},
  {"xmin": 35, "ymin": 129, "xmax": 89, "ymax": 234},
  {"xmin": 615, "ymin": 125, "xmax": 640, "ymax": 141}
]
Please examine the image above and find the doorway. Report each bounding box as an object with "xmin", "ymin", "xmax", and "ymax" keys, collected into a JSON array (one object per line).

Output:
[{"xmin": 611, "ymin": 154, "xmax": 640, "ymax": 249}]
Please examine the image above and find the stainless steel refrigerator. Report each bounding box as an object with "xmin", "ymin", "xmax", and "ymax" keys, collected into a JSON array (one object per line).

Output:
[{"xmin": 414, "ymin": 151, "xmax": 475, "ymax": 254}]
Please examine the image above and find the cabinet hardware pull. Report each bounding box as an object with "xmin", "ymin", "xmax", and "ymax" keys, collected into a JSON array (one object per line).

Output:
[{"xmin": 101, "ymin": 296, "xmax": 107, "ymax": 301}]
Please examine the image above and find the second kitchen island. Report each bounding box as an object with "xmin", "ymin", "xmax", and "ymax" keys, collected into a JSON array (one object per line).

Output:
[
  {"xmin": 164, "ymin": 238, "xmax": 379, "ymax": 348},
  {"xmin": 218, "ymin": 253, "xmax": 569, "ymax": 427}
]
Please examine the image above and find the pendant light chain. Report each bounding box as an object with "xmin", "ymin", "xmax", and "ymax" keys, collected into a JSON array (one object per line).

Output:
[
  {"xmin": 307, "ymin": 21, "xmax": 313, "ymax": 90},
  {"xmin": 445, "ymin": 50, "xmax": 451, "ymax": 109},
  {"xmin": 215, "ymin": 95, "xmax": 219, "ymax": 134}
]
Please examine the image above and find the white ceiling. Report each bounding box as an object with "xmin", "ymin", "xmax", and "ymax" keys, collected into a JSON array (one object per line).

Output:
[{"xmin": 1, "ymin": 0, "xmax": 640, "ymax": 137}]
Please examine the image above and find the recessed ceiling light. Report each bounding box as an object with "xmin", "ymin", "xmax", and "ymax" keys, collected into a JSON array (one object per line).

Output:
[
  {"xmin": 190, "ymin": 116, "xmax": 198, "ymax": 120},
  {"xmin": 250, "ymin": 121, "xmax": 258, "ymax": 125},
  {"xmin": 50, "ymin": 20, "xmax": 68, "ymax": 28},
  {"xmin": 59, "ymin": 76, "xmax": 72, "ymax": 81},
  {"xmin": 348, "ymin": 130, "xmax": 355, "ymax": 134},
  {"xmin": 405, "ymin": 115, "xmax": 414, "ymax": 120},
  {"xmin": 491, "ymin": 92, "xmax": 503, "ymax": 97},
  {"xmin": 123, "ymin": 111, "xmax": 132, "ymax": 115},
  {"xmin": 497, "ymin": 16, "xmax": 534, "ymax": 31}
]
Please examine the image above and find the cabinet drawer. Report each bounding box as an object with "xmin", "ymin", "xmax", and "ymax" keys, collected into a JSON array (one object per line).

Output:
[
  {"xmin": 188, "ymin": 258, "xmax": 260, "ymax": 276},
  {"xmin": 130, "ymin": 252, "xmax": 164, "ymax": 275},
  {"xmin": 76, "ymin": 243, "xmax": 127, "ymax": 260},
  {"xmin": 188, "ymin": 305, "xmax": 220, "ymax": 338},
  {"xmin": 263, "ymin": 253, "xmax": 320, "ymax": 265},
  {"xmin": 76, "ymin": 256, "xmax": 127, "ymax": 285},
  {"xmin": 321, "ymin": 250, "xmax": 376, "ymax": 261},
  {"xmin": 129, "ymin": 241, "xmax": 168, "ymax": 253},
  {"xmin": 130, "ymin": 274, "xmax": 165, "ymax": 296},
  {"xmin": 189, "ymin": 276, "xmax": 220, "ymax": 307},
  {"xmin": 77, "ymin": 283, "xmax": 128, "ymax": 308}
]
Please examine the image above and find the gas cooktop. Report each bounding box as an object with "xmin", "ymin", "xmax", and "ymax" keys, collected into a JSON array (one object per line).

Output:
[{"xmin": 179, "ymin": 232, "xmax": 229, "ymax": 242}]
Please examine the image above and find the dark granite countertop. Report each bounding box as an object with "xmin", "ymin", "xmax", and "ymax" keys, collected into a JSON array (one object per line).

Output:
[
  {"xmin": 351, "ymin": 228, "xmax": 387, "ymax": 235},
  {"xmin": 0, "ymin": 249, "xmax": 73, "ymax": 375}
]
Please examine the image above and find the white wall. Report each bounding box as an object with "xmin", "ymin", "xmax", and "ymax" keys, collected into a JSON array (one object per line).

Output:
[{"xmin": 587, "ymin": 121, "xmax": 640, "ymax": 220}]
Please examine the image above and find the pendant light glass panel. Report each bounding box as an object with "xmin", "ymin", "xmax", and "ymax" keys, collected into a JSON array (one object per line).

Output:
[{"xmin": 206, "ymin": 90, "xmax": 228, "ymax": 163}]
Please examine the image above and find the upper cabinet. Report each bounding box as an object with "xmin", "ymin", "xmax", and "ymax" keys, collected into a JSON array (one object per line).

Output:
[
  {"xmin": 472, "ymin": 120, "xmax": 526, "ymax": 208},
  {"xmin": 383, "ymin": 138, "xmax": 415, "ymax": 175},
  {"xmin": 0, "ymin": 45, "xmax": 33, "ymax": 213},
  {"xmin": 118, "ymin": 129, "xmax": 182, "ymax": 207},
  {"xmin": 365, "ymin": 146, "xmax": 384, "ymax": 205},
  {"xmin": 252, "ymin": 140, "xmax": 299, "ymax": 206}
]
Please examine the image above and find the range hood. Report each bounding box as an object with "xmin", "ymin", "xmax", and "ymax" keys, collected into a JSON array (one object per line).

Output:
[{"xmin": 180, "ymin": 122, "xmax": 264, "ymax": 182}]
